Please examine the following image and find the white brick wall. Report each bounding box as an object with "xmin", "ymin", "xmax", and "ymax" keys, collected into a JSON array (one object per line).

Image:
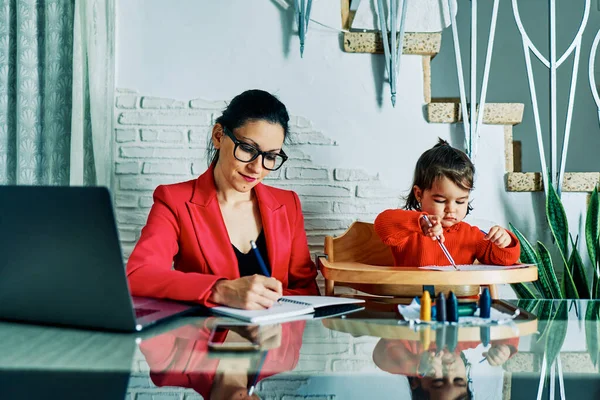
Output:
[
  {"xmin": 115, "ymin": 89, "xmax": 400, "ymax": 399},
  {"xmin": 113, "ymin": 89, "xmax": 401, "ymax": 261}
]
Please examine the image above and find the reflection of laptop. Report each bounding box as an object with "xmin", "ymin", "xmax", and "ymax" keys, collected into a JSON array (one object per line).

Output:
[
  {"xmin": 0, "ymin": 186, "xmax": 201, "ymax": 332},
  {"xmin": 0, "ymin": 320, "xmax": 135, "ymax": 399}
]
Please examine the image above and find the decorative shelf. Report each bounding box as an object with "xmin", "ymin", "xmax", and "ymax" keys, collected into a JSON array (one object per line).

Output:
[
  {"xmin": 338, "ymin": 1, "xmax": 598, "ymax": 194},
  {"xmin": 506, "ymin": 172, "xmax": 600, "ymax": 192},
  {"xmin": 343, "ymin": 31, "xmax": 441, "ymax": 55},
  {"xmin": 426, "ymin": 102, "xmax": 525, "ymax": 125}
]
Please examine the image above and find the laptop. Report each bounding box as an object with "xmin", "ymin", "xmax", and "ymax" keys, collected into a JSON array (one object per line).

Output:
[{"xmin": 0, "ymin": 186, "xmax": 201, "ymax": 332}]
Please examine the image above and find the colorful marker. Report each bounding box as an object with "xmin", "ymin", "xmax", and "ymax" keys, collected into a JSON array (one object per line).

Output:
[
  {"xmin": 420, "ymin": 326, "xmax": 431, "ymax": 351},
  {"xmin": 446, "ymin": 291, "xmax": 458, "ymax": 323},
  {"xmin": 436, "ymin": 325, "xmax": 447, "ymax": 353},
  {"xmin": 446, "ymin": 325, "xmax": 458, "ymax": 352},
  {"xmin": 479, "ymin": 287, "xmax": 491, "ymax": 318},
  {"xmin": 436, "ymin": 292, "xmax": 447, "ymax": 322},
  {"xmin": 431, "ymin": 303, "xmax": 477, "ymax": 319},
  {"xmin": 480, "ymin": 326, "xmax": 491, "ymax": 347},
  {"xmin": 420, "ymin": 291, "xmax": 431, "ymax": 321}
]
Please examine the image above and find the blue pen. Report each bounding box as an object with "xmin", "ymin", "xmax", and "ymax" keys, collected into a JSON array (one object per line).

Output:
[
  {"xmin": 248, "ymin": 350, "xmax": 269, "ymax": 396},
  {"xmin": 250, "ymin": 240, "xmax": 271, "ymax": 277}
]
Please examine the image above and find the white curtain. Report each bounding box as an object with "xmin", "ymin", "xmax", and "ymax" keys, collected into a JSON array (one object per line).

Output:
[
  {"xmin": 0, "ymin": 0, "xmax": 114, "ymax": 187},
  {"xmin": 71, "ymin": 0, "xmax": 115, "ymax": 187}
]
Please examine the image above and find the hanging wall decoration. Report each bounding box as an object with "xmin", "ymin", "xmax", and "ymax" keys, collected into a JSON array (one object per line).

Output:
[
  {"xmin": 375, "ymin": 0, "xmax": 408, "ymax": 107},
  {"xmin": 295, "ymin": 0, "xmax": 313, "ymax": 57},
  {"xmin": 589, "ymin": 27, "xmax": 600, "ymax": 127},
  {"xmin": 443, "ymin": 0, "xmax": 500, "ymax": 162},
  {"xmin": 513, "ymin": 0, "xmax": 591, "ymax": 195}
]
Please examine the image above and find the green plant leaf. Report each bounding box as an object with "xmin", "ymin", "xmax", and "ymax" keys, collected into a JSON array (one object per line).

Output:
[
  {"xmin": 595, "ymin": 236, "xmax": 600, "ymax": 299},
  {"xmin": 511, "ymin": 282, "xmax": 537, "ymax": 299},
  {"xmin": 545, "ymin": 302, "xmax": 569, "ymax": 368},
  {"xmin": 569, "ymin": 236, "xmax": 591, "ymax": 298},
  {"xmin": 537, "ymin": 242, "xmax": 564, "ymax": 299},
  {"xmin": 586, "ymin": 186, "xmax": 599, "ymax": 268},
  {"xmin": 585, "ymin": 302, "xmax": 600, "ymax": 367},
  {"xmin": 509, "ymin": 223, "xmax": 539, "ymax": 264},
  {"xmin": 562, "ymin": 265, "xmax": 579, "ymax": 299},
  {"xmin": 546, "ymin": 183, "xmax": 570, "ymax": 266},
  {"xmin": 517, "ymin": 298, "xmax": 540, "ymax": 314},
  {"xmin": 509, "ymin": 223, "xmax": 544, "ymax": 295},
  {"xmin": 536, "ymin": 301, "xmax": 555, "ymax": 344}
]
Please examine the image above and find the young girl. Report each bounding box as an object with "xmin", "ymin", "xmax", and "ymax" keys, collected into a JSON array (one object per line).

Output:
[{"xmin": 374, "ymin": 139, "xmax": 520, "ymax": 267}]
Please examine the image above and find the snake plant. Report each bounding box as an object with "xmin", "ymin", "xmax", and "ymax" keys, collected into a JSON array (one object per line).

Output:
[{"xmin": 510, "ymin": 185, "xmax": 600, "ymax": 300}]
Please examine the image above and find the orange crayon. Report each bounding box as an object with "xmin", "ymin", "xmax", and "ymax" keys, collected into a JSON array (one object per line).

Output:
[
  {"xmin": 420, "ymin": 291, "xmax": 431, "ymax": 321},
  {"xmin": 420, "ymin": 326, "xmax": 431, "ymax": 351}
]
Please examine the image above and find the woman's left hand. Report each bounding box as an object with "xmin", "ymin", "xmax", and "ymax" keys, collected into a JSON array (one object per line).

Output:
[{"xmin": 484, "ymin": 226, "xmax": 512, "ymax": 248}]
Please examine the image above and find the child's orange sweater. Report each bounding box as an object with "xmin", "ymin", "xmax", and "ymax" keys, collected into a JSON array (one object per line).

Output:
[{"xmin": 374, "ymin": 209, "xmax": 521, "ymax": 267}]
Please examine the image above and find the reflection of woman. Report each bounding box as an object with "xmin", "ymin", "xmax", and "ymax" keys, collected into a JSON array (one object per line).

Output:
[
  {"xmin": 373, "ymin": 338, "xmax": 518, "ymax": 400},
  {"xmin": 140, "ymin": 319, "xmax": 305, "ymax": 399},
  {"xmin": 126, "ymin": 90, "xmax": 318, "ymax": 309}
]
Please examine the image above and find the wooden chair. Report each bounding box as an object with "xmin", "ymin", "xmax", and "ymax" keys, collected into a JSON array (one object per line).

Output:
[{"xmin": 317, "ymin": 221, "xmax": 538, "ymax": 300}]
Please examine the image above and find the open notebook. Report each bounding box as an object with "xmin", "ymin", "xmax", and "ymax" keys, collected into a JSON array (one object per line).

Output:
[
  {"xmin": 211, "ymin": 296, "xmax": 365, "ymax": 324},
  {"xmin": 418, "ymin": 263, "xmax": 535, "ymax": 271}
]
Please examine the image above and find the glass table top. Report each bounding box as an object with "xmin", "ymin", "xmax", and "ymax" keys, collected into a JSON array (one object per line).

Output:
[{"xmin": 1, "ymin": 299, "xmax": 600, "ymax": 399}]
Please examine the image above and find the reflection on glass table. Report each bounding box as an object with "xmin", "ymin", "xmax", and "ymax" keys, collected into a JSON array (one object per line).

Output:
[
  {"xmin": 0, "ymin": 321, "xmax": 135, "ymax": 400},
  {"xmin": 323, "ymin": 300, "xmax": 534, "ymax": 400},
  {"xmin": 138, "ymin": 318, "xmax": 305, "ymax": 399},
  {"xmin": 4, "ymin": 299, "xmax": 600, "ymax": 399},
  {"xmin": 322, "ymin": 300, "xmax": 600, "ymax": 400}
]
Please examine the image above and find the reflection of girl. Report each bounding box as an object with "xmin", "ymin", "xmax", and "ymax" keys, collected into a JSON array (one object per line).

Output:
[
  {"xmin": 140, "ymin": 319, "xmax": 305, "ymax": 399},
  {"xmin": 373, "ymin": 338, "xmax": 518, "ymax": 400}
]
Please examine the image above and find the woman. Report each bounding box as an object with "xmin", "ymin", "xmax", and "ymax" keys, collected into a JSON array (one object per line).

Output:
[{"xmin": 126, "ymin": 89, "xmax": 319, "ymax": 310}]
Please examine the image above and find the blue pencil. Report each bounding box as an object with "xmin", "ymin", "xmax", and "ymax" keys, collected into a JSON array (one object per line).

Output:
[{"xmin": 250, "ymin": 240, "xmax": 271, "ymax": 277}]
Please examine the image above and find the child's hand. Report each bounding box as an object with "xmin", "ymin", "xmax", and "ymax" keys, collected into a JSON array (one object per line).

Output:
[
  {"xmin": 484, "ymin": 226, "xmax": 512, "ymax": 248},
  {"xmin": 419, "ymin": 215, "xmax": 445, "ymax": 243},
  {"xmin": 482, "ymin": 344, "xmax": 511, "ymax": 366}
]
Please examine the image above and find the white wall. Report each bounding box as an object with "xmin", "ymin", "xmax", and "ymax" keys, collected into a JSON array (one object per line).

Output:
[{"xmin": 116, "ymin": 0, "xmax": 447, "ymax": 190}]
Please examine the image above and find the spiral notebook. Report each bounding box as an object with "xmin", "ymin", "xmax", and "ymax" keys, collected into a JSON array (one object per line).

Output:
[{"xmin": 210, "ymin": 296, "xmax": 365, "ymax": 324}]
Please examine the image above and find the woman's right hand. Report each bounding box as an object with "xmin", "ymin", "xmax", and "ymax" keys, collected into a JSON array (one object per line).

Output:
[
  {"xmin": 209, "ymin": 275, "xmax": 283, "ymax": 310},
  {"xmin": 228, "ymin": 323, "xmax": 283, "ymax": 349}
]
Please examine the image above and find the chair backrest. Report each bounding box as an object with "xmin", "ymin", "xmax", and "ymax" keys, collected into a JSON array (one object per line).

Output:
[{"xmin": 324, "ymin": 221, "xmax": 394, "ymax": 266}]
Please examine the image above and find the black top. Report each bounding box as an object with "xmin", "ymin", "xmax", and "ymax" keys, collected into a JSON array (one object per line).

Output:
[{"xmin": 232, "ymin": 230, "xmax": 271, "ymax": 277}]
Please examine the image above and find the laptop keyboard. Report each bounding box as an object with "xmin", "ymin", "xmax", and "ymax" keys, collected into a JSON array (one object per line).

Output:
[{"xmin": 135, "ymin": 307, "xmax": 160, "ymax": 319}]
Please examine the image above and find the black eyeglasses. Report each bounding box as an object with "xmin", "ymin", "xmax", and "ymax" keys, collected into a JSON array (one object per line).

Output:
[{"xmin": 222, "ymin": 126, "xmax": 288, "ymax": 171}]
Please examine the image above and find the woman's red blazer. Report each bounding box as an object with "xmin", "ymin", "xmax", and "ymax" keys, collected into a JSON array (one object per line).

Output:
[{"xmin": 126, "ymin": 165, "xmax": 319, "ymax": 306}]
